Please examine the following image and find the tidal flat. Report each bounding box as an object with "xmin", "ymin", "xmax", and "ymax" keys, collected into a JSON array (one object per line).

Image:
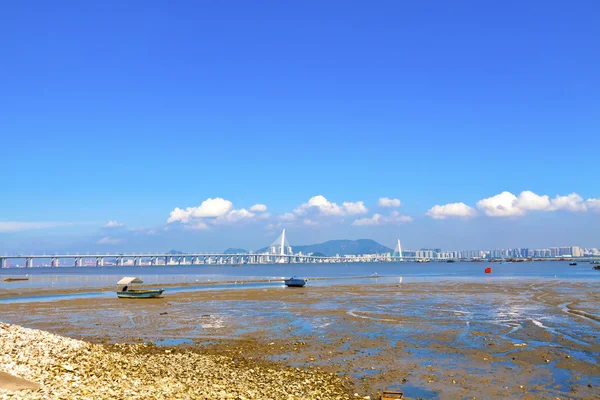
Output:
[{"xmin": 1, "ymin": 280, "xmax": 599, "ymax": 399}]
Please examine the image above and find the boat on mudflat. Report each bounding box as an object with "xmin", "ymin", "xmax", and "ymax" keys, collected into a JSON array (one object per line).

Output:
[
  {"xmin": 284, "ymin": 277, "xmax": 306, "ymax": 287},
  {"xmin": 116, "ymin": 277, "xmax": 164, "ymax": 299},
  {"xmin": 3, "ymin": 275, "xmax": 29, "ymax": 282}
]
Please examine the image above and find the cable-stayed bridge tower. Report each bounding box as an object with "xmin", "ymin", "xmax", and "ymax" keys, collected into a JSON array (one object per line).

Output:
[
  {"xmin": 392, "ymin": 239, "xmax": 403, "ymax": 261},
  {"xmin": 268, "ymin": 229, "xmax": 293, "ymax": 263}
]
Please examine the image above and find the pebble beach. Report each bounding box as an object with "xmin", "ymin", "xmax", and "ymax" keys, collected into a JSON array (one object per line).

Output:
[{"xmin": 0, "ymin": 322, "xmax": 354, "ymax": 400}]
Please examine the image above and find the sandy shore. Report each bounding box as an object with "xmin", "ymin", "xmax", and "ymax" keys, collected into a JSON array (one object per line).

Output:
[{"xmin": 1, "ymin": 280, "xmax": 599, "ymax": 399}]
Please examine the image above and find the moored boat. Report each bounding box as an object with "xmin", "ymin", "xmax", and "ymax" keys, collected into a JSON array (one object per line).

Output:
[
  {"xmin": 116, "ymin": 277, "xmax": 164, "ymax": 299},
  {"xmin": 4, "ymin": 274, "xmax": 29, "ymax": 282},
  {"xmin": 284, "ymin": 276, "xmax": 306, "ymax": 287},
  {"xmin": 3, "ymin": 275, "xmax": 29, "ymax": 282},
  {"xmin": 593, "ymin": 265, "xmax": 600, "ymax": 270},
  {"xmin": 569, "ymin": 262, "xmax": 577, "ymax": 266}
]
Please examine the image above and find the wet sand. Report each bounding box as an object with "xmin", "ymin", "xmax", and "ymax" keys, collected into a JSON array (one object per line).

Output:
[{"xmin": 1, "ymin": 280, "xmax": 599, "ymax": 399}]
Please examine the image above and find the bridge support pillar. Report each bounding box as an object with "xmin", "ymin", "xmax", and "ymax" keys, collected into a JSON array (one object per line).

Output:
[{"xmin": 1, "ymin": 258, "xmax": 6, "ymax": 268}]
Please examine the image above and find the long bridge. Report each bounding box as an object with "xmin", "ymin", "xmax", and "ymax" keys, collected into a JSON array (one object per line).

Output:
[{"xmin": 0, "ymin": 230, "xmax": 405, "ymax": 268}]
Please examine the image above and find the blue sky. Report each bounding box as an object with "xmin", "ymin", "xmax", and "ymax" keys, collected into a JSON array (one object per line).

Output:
[{"xmin": 1, "ymin": 0, "xmax": 599, "ymax": 253}]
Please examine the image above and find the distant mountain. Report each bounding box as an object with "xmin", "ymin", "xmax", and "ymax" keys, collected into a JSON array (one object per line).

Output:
[
  {"xmin": 167, "ymin": 249, "xmax": 185, "ymax": 254},
  {"xmin": 224, "ymin": 248, "xmax": 249, "ymax": 254},
  {"xmin": 257, "ymin": 239, "xmax": 392, "ymax": 257}
]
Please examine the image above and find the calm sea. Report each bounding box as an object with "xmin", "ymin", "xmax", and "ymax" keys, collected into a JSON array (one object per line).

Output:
[{"xmin": 1, "ymin": 261, "xmax": 598, "ymax": 291}]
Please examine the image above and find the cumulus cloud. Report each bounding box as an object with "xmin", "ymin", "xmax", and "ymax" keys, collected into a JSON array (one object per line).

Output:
[
  {"xmin": 0, "ymin": 221, "xmax": 78, "ymax": 232},
  {"xmin": 97, "ymin": 236, "xmax": 122, "ymax": 244},
  {"xmin": 279, "ymin": 213, "xmax": 296, "ymax": 222},
  {"xmin": 378, "ymin": 197, "xmax": 401, "ymax": 208},
  {"xmin": 352, "ymin": 211, "xmax": 413, "ymax": 226},
  {"xmin": 477, "ymin": 191, "xmax": 524, "ymax": 217},
  {"xmin": 548, "ymin": 193, "xmax": 586, "ymax": 212},
  {"xmin": 426, "ymin": 203, "xmax": 478, "ymax": 219},
  {"xmin": 587, "ymin": 198, "xmax": 600, "ymax": 212},
  {"xmin": 185, "ymin": 222, "xmax": 209, "ymax": 230},
  {"xmin": 167, "ymin": 197, "xmax": 233, "ymax": 224},
  {"xmin": 477, "ymin": 190, "xmax": 593, "ymax": 217},
  {"xmin": 215, "ymin": 209, "xmax": 255, "ymax": 224},
  {"xmin": 294, "ymin": 195, "xmax": 368, "ymax": 216},
  {"xmin": 104, "ymin": 220, "xmax": 125, "ymax": 228},
  {"xmin": 250, "ymin": 204, "xmax": 268, "ymax": 212},
  {"xmin": 513, "ymin": 191, "xmax": 551, "ymax": 211},
  {"xmin": 303, "ymin": 219, "xmax": 318, "ymax": 226}
]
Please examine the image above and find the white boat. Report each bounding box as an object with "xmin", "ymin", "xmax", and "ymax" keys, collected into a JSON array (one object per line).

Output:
[{"xmin": 116, "ymin": 277, "xmax": 164, "ymax": 299}]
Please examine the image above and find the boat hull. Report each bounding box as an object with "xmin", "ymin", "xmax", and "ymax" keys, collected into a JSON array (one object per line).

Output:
[
  {"xmin": 117, "ymin": 289, "xmax": 164, "ymax": 299},
  {"xmin": 284, "ymin": 279, "xmax": 306, "ymax": 287},
  {"xmin": 3, "ymin": 278, "xmax": 29, "ymax": 282}
]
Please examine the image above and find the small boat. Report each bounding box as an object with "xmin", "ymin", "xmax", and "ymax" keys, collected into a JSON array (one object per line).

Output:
[
  {"xmin": 284, "ymin": 276, "xmax": 306, "ymax": 287},
  {"xmin": 485, "ymin": 267, "xmax": 492, "ymax": 274},
  {"xmin": 381, "ymin": 389, "xmax": 404, "ymax": 399},
  {"xmin": 446, "ymin": 259, "xmax": 455, "ymax": 263},
  {"xmin": 569, "ymin": 262, "xmax": 577, "ymax": 266},
  {"xmin": 3, "ymin": 275, "xmax": 29, "ymax": 282},
  {"xmin": 116, "ymin": 277, "xmax": 164, "ymax": 298},
  {"xmin": 593, "ymin": 265, "xmax": 600, "ymax": 270}
]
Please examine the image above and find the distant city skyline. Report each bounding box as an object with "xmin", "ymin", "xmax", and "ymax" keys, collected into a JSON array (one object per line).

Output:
[{"xmin": 2, "ymin": 1, "xmax": 599, "ymax": 252}]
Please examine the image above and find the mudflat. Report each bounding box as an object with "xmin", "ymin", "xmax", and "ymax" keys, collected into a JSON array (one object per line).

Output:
[{"xmin": 1, "ymin": 280, "xmax": 598, "ymax": 399}]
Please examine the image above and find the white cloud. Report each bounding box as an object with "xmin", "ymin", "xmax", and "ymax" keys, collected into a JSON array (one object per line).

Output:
[
  {"xmin": 279, "ymin": 213, "xmax": 296, "ymax": 222},
  {"xmin": 549, "ymin": 193, "xmax": 587, "ymax": 212},
  {"xmin": 378, "ymin": 197, "xmax": 401, "ymax": 208},
  {"xmin": 250, "ymin": 204, "xmax": 268, "ymax": 212},
  {"xmin": 104, "ymin": 220, "xmax": 125, "ymax": 228},
  {"xmin": 303, "ymin": 219, "xmax": 319, "ymax": 226},
  {"xmin": 477, "ymin": 190, "xmax": 595, "ymax": 217},
  {"xmin": 167, "ymin": 197, "xmax": 233, "ymax": 223},
  {"xmin": 167, "ymin": 197, "xmax": 266, "ymax": 228},
  {"xmin": 426, "ymin": 203, "xmax": 478, "ymax": 219},
  {"xmin": 477, "ymin": 191, "xmax": 524, "ymax": 217},
  {"xmin": 514, "ymin": 191, "xmax": 551, "ymax": 211},
  {"xmin": 352, "ymin": 214, "xmax": 384, "ymax": 226},
  {"xmin": 587, "ymin": 198, "xmax": 600, "ymax": 212},
  {"xmin": 185, "ymin": 222, "xmax": 209, "ymax": 230},
  {"xmin": 0, "ymin": 221, "xmax": 78, "ymax": 233},
  {"xmin": 215, "ymin": 208, "xmax": 255, "ymax": 224},
  {"xmin": 294, "ymin": 195, "xmax": 368, "ymax": 216},
  {"xmin": 97, "ymin": 236, "xmax": 122, "ymax": 244},
  {"xmin": 342, "ymin": 201, "xmax": 368, "ymax": 215},
  {"xmin": 352, "ymin": 211, "xmax": 413, "ymax": 226}
]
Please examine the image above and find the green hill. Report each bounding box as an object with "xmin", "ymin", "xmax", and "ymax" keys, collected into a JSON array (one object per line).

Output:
[
  {"xmin": 257, "ymin": 239, "xmax": 392, "ymax": 257},
  {"xmin": 223, "ymin": 248, "xmax": 249, "ymax": 254}
]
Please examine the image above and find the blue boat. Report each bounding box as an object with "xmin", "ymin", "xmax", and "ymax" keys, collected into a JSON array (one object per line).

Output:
[
  {"xmin": 116, "ymin": 277, "xmax": 164, "ymax": 299},
  {"xmin": 284, "ymin": 276, "xmax": 306, "ymax": 287}
]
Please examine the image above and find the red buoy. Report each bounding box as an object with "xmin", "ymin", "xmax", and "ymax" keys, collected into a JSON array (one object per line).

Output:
[{"xmin": 485, "ymin": 267, "xmax": 492, "ymax": 274}]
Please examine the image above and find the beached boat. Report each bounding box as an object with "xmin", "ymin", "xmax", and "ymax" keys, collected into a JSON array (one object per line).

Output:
[
  {"xmin": 3, "ymin": 275, "xmax": 29, "ymax": 282},
  {"xmin": 284, "ymin": 276, "xmax": 306, "ymax": 287},
  {"xmin": 116, "ymin": 277, "xmax": 164, "ymax": 299}
]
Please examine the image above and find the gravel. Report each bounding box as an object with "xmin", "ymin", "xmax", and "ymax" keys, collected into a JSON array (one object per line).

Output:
[{"xmin": 0, "ymin": 322, "xmax": 354, "ymax": 399}]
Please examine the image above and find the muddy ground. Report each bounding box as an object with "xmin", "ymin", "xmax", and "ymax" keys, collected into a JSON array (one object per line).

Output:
[{"xmin": 1, "ymin": 280, "xmax": 598, "ymax": 399}]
